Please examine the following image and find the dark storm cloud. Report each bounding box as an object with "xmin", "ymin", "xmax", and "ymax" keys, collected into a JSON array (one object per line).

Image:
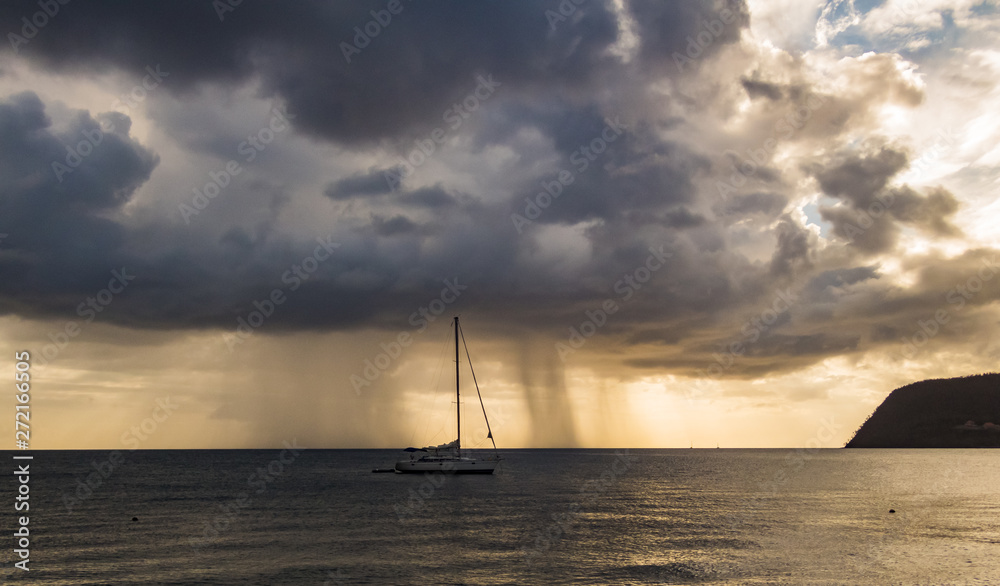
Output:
[
  {"xmin": 624, "ymin": 328, "xmax": 686, "ymax": 346},
  {"xmin": 401, "ymin": 186, "xmax": 459, "ymax": 209},
  {"xmin": 802, "ymin": 266, "xmax": 881, "ymax": 301},
  {"xmin": 505, "ymin": 115, "xmax": 711, "ymax": 228},
  {"xmin": 769, "ymin": 217, "xmax": 814, "ymax": 277},
  {"xmin": 628, "ymin": 0, "xmax": 749, "ymax": 70},
  {"xmin": 661, "ymin": 207, "xmax": 707, "ymax": 228},
  {"xmin": 0, "ymin": 93, "xmax": 158, "ymax": 317},
  {"xmin": 0, "ymin": 93, "xmax": 157, "ymax": 210},
  {"xmin": 743, "ymin": 332, "xmax": 860, "ymax": 357},
  {"xmin": 0, "ymin": 0, "xmax": 623, "ymax": 146},
  {"xmin": 618, "ymin": 208, "xmax": 705, "ymax": 229},
  {"xmin": 1, "ymin": 0, "xmax": 745, "ymax": 249},
  {"xmin": 326, "ymin": 182, "xmax": 464, "ymax": 221},
  {"xmin": 5, "ymin": 0, "xmax": 997, "ymax": 391},
  {"xmin": 370, "ymin": 215, "xmax": 418, "ymax": 237},
  {"xmin": 2, "ymin": 0, "xmax": 753, "ymax": 147},
  {"xmin": 484, "ymin": 102, "xmax": 623, "ymax": 156},
  {"xmin": 324, "ymin": 168, "xmax": 395, "ymax": 200},
  {"xmin": 715, "ymin": 191, "xmax": 787, "ymax": 219}
]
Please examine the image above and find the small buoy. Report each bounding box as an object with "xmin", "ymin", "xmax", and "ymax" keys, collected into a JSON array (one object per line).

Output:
[
  {"xmin": 888, "ymin": 509, "xmax": 895, "ymax": 514},
  {"xmin": 131, "ymin": 517, "xmax": 139, "ymax": 522}
]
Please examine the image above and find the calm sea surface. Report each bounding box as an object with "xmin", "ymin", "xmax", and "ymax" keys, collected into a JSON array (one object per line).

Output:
[{"xmin": 1, "ymin": 449, "xmax": 998, "ymax": 585}]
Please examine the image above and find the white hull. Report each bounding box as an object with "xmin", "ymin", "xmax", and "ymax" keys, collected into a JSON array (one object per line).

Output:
[{"xmin": 394, "ymin": 458, "xmax": 498, "ymax": 474}]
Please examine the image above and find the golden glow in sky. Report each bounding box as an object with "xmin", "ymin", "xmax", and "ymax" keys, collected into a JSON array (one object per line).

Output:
[{"xmin": 1, "ymin": 1, "xmax": 999, "ymax": 449}]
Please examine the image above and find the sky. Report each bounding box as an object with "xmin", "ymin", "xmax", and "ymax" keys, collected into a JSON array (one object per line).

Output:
[{"xmin": 1, "ymin": 0, "xmax": 999, "ymax": 449}]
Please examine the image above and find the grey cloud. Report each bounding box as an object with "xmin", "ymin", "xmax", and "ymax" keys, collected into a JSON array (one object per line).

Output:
[
  {"xmin": 769, "ymin": 217, "xmax": 813, "ymax": 277},
  {"xmin": 370, "ymin": 215, "xmax": 418, "ymax": 237},
  {"xmin": 888, "ymin": 185, "xmax": 962, "ymax": 236},
  {"xmin": 402, "ymin": 186, "xmax": 459, "ymax": 209},
  {"xmin": 741, "ymin": 76, "xmax": 783, "ymax": 100},
  {"xmin": 506, "ymin": 120, "xmax": 710, "ymax": 227},
  {"xmin": 662, "ymin": 207, "xmax": 707, "ymax": 228},
  {"xmin": 625, "ymin": 328, "xmax": 686, "ymax": 346},
  {"xmin": 716, "ymin": 191, "xmax": 787, "ymax": 218},
  {"xmin": 744, "ymin": 332, "xmax": 861, "ymax": 358},
  {"xmin": 803, "ymin": 266, "xmax": 881, "ymax": 300},
  {"xmin": 324, "ymin": 168, "xmax": 395, "ymax": 200},
  {"xmin": 0, "ymin": 1, "xmax": 625, "ymax": 146},
  {"xmin": 0, "ymin": 93, "xmax": 158, "ymax": 315},
  {"xmin": 628, "ymin": 0, "xmax": 749, "ymax": 71},
  {"xmin": 1, "ymin": 0, "xmax": 752, "ymax": 149},
  {"xmin": 819, "ymin": 205, "xmax": 899, "ymax": 254},
  {"xmin": 813, "ymin": 146, "xmax": 962, "ymax": 253},
  {"xmin": 1, "ymin": 1, "xmax": 995, "ymax": 391},
  {"xmin": 815, "ymin": 147, "xmax": 909, "ymax": 208}
]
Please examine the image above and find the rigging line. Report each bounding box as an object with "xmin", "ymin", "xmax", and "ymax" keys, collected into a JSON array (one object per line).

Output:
[
  {"xmin": 413, "ymin": 319, "xmax": 454, "ymax": 447},
  {"xmin": 459, "ymin": 321, "xmax": 498, "ymax": 454}
]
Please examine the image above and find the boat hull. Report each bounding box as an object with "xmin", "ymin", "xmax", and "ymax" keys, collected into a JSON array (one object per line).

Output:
[{"xmin": 394, "ymin": 459, "xmax": 498, "ymax": 474}]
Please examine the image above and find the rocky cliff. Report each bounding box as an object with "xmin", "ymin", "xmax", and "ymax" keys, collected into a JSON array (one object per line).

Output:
[{"xmin": 846, "ymin": 373, "xmax": 1000, "ymax": 448}]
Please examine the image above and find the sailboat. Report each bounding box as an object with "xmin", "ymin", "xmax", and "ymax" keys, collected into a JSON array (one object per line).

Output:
[{"xmin": 394, "ymin": 316, "xmax": 501, "ymax": 474}]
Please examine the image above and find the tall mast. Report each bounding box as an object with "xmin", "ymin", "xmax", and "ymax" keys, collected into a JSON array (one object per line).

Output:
[{"xmin": 455, "ymin": 316, "xmax": 460, "ymax": 456}]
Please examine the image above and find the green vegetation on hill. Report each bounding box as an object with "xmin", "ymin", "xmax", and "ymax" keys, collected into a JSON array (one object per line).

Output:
[{"xmin": 846, "ymin": 373, "xmax": 1000, "ymax": 448}]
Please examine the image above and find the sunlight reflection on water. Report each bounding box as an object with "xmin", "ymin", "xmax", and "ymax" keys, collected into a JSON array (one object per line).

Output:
[{"xmin": 11, "ymin": 448, "xmax": 1000, "ymax": 584}]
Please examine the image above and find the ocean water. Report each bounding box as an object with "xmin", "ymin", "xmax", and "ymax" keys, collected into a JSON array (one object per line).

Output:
[{"xmin": 2, "ymin": 448, "xmax": 999, "ymax": 585}]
